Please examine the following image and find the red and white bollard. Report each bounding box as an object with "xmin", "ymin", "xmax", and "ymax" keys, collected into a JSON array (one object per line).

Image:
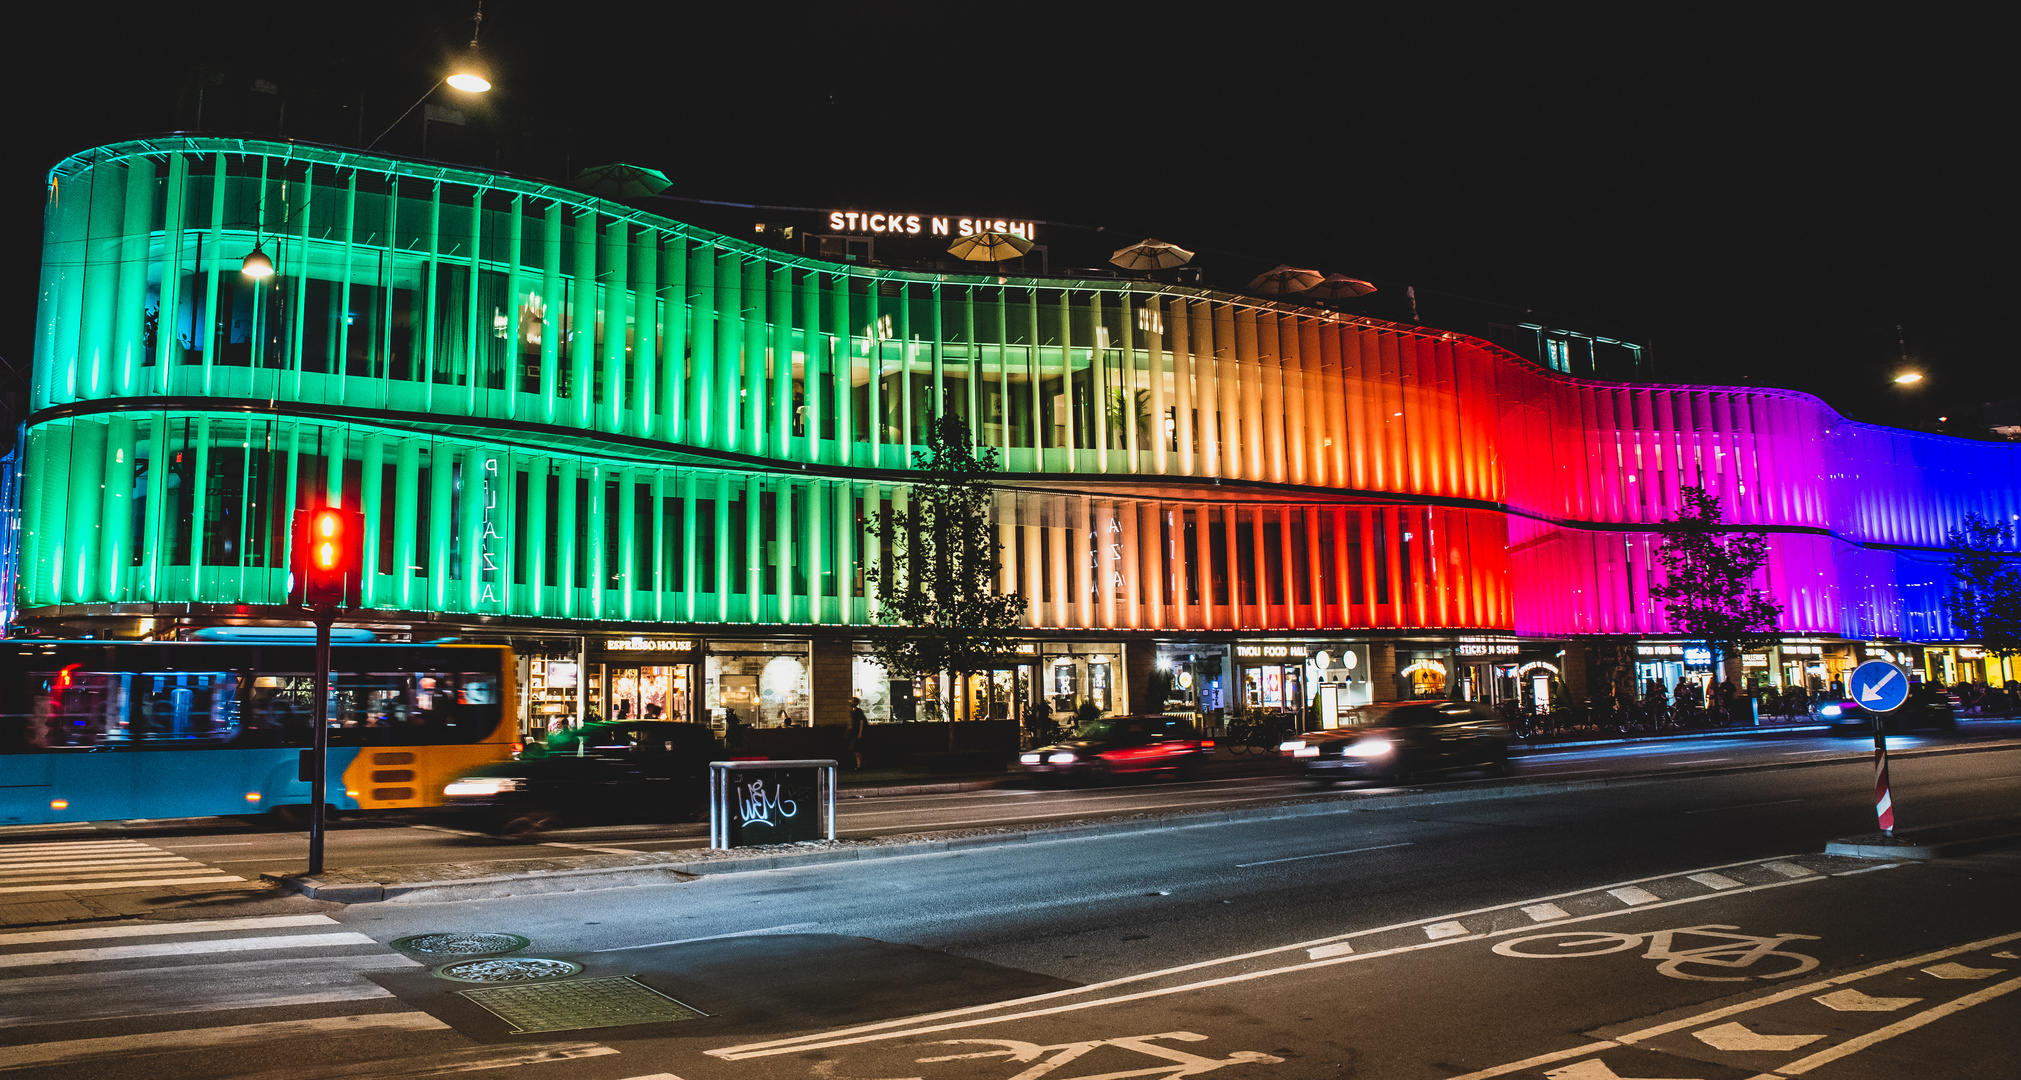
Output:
[{"xmin": 1872, "ymin": 743, "xmax": 1895, "ymax": 836}]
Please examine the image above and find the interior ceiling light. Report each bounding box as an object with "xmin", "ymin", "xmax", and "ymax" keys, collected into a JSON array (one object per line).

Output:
[{"xmin": 240, "ymin": 245, "xmax": 274, "ymax": 279}]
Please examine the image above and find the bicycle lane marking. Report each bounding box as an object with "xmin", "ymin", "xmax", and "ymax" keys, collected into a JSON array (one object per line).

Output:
[
  {"xmin": 705, "ymin": 856, "xmax": 1843, "ymax": 1062},
  {"xmin": 1439, "ymin": 928, "xmax": 2021, "ymax": 1080}
]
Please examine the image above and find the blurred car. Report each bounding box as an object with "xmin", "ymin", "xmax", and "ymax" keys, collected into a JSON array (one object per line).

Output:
[
  {"xmin": 1019, "ymin": 715, "xmax": 1212, "ymax": 783},
  {"xmin": 438, "ymin": 720, "xmax": 717, "ymax": 834},
  {"xmin": 1285, "ymin": 701, "xmax": 1514, "ymax": 785},
  {"xmin": 1818, "ymin": 685, "xmax": 1957, "ymax": 736}
]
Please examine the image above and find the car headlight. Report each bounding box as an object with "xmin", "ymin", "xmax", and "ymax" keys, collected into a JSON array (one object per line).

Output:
[
  {"xmin": 1293, "ymin": 746, "xmax": 1320, "ymax": 758},
  {"xmin": 1019, "ymin": 752, "xmax": 1042, "ymax": 764},
  {"xmin": 1047, "ymin": 751, "xmax": 1077, "ymax": 765},
  {"xmin": 1820, "ymin": 705, "xmax": 1842, "ymax": 718},
  {"xmin": 443, "ymin": 777, "xmax": 523, "ymax": 796},
  {"xmin": 1344, "ymin": 737, "xmax": 1394, "ymax": 758},
  {"xmin": 1279, "ymin": 739, "xmax": 1308, "ymax": 752}
]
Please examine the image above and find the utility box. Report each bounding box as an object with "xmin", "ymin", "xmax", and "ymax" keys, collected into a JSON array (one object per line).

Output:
[{"xmin": 709, "ymin": 759, "xmax": 837, "ymax": 849}]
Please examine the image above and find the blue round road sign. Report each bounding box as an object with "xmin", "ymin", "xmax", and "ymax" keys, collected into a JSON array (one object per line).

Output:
[{"xmin": 1849, "ymin": 660, "xmax": 1911, "ymax": 713}]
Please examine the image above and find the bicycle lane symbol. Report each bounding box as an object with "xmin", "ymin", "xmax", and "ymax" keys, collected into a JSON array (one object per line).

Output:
[{"xmin": 1492, "ymin": 924, "xmax": 1820, "ymax": 982}]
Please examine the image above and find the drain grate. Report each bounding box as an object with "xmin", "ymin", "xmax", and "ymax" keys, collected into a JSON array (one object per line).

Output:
[
  {"xmin": 460, "ymin": 976, "xmax": 705, "ymax": 1033},
  {"xmin": 433, "ymin": 957, "xmax": 583, "ymax": 983},
  {"xmin": 392, "ymin": 932, "xmax": 531, "ymax": 956}
]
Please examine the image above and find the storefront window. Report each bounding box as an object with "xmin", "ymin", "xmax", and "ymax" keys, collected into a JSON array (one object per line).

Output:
[
  {"xmin": 1396, "ymin": 651, "xmax": 1448, "ymax": 700},
  {"xmin": 707, "ymin": 641, "xmax": 810, "ymax": 728}
]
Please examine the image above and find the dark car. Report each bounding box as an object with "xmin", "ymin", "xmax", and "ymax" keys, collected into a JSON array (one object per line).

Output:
[
  {"xmin": 1019, "ymin": 715, "xmax": 1213, "ymax": 783},
  {"xmin": 1287, "ymin": 701, "xmax": 1514, "ymax": 785},
  {"xmin": 1818, "ymin": 686, "xmax": 1957, "ymax": 736},
  {"xmin": 438, "ymin": 721, "xmax": 718, "ymax": 833}
]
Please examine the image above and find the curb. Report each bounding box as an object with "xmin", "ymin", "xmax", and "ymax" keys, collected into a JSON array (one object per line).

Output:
[
  {"xmin": 1826, "ymin": 828, "xmax": 2021, "ymax": 862},
  {"xmin": 838, "ymin": 779, "xmax": 1009, "ymax": 798},
  {"xmin": 270, "ymin": 736, "xmax": 2021, "ymax": 902}
]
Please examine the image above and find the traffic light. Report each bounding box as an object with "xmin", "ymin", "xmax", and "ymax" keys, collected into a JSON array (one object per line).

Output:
[{"xmin": 288, "ymin": 506, "xmax": 364, "ymax": 608}]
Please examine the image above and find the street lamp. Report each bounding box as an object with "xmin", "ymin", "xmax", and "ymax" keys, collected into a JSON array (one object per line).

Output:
[
  {"xmin": 1893, "ymin": 371, "xmax": 1924, "ymax": 385},
  {"xmin": 365, "ymin": 3, "xmax": 494, "ymax": 151}
]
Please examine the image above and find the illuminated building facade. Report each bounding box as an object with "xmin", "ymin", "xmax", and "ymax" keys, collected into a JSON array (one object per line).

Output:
[{"xmin": 10, "ymin": 138, "xmax": 2019, "ymax": 730}]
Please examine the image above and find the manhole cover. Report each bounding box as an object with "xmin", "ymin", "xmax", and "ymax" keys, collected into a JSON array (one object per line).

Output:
[
  {"xmin": 460, "ymin": 976, "xmax": 705, "ymax": 1033},
  {"xmin": 392, "ymin": 933, "xmax": 531, "ymax": 956},
  {"xmin": 432, "ymin": 957, "xmax": 583, "ymax": 984}
]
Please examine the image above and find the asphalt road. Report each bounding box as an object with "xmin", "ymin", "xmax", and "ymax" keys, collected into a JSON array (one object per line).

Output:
[
  {"xmin": 0, "ymin": 727, "xmax": 2015, "ymax": 1077},
  {"xmin": 70, "ymin": 721, "xmax": 2021, "ymax": 880}
]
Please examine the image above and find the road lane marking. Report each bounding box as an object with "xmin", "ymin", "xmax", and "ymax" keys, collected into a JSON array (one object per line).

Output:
[
  {"xmin": 1692, "ymin": 1021, "xmax": 1824, "ymax": 1051},
  {"xmin": 593, "ymin": 922, "xmax": 819, "ymax": 953},
  {"xmin": 1770, "ymin": 976, "xmax": 2021, "ymax": 1075},
  {"xmin": 0, "ymin": 859, "xmax": 194, "ymax": 875},
  {"xmin": 1523, "ymin": 903, "xmax": 1571, "ymax": 921},
  {"xmin": 1688, "ymin": 872, "xmax": 1743, "ymax": 890},
  {"xmin": 709, "ymin": 859, "xmax": 1843, "ymax": 1061},
  {"xmin": 1235, "ymin": 842, "xmax": 1413, "ymax": 867},
  {"xmin": 1920, "ymin": 962, "xmax": 2004, "ymax": 979},
  {"xmin": 1832, "ymin": 863, "xmax": 1899, "ymax": 876},
  {"xmin": 1683, "ymin": 799, "xmax": 1803, "ymax": 814},
  {"xmin": 1673, "ymin": 758, "xmax": 1729, "ymax": 764},
  {"xmin": 0, "ymin": 931, "xmax": 377, "ymax": 968},
  {"xmin": 0, "ymin": 914, "xmax": 336, "ymax": 946},
  {"xmin": 0, "ymin": 1011, "xmax": 450, "ymax": 1069},
  {"xmin": 1608, "ymin": 886, "xmax": 1661, "ymax": 906},
  {"xmin": 1424, "ymin": 921, "xmax": 1470, "ymax": 940},
  {"xmin": 1546, "ymin": 1061, "xmax": 1694, "ymax": 1079},
  {"xmin": 1307, "ymin": 942, "xmax": 1353, "ymax": 959},
  {"xmin": 0, "ymin": 876, "xmax": 243, "ymax": 895},
  {"xmin": 1761, "ymin": 861, "xmax": 1814, "ymax": 878},
  {"xmin": 158, "ymin": 842, "xmax": 257, "ymax": 849},
  {"xmin": 1814, "ymin": 988, "xmax": 1919, "ymax": 1011}
]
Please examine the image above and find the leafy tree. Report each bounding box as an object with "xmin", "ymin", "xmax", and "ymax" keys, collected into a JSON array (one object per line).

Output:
[
  {"xmin": 1647, "ymin": 485, "xmax": 1784, "ymax": 680},
  {"xmin": 1944, "ymin": 512, "xmax": 2021, "ymax": 665},
  {"xmin": 863, "ymin": 415, "xmax": 1028, "ymax": 741}
]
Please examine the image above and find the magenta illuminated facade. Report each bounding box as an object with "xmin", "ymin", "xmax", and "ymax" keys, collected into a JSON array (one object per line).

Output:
[{"xmin": 12, "ymin": 138, "xmax": 2019, "ymax": 723}]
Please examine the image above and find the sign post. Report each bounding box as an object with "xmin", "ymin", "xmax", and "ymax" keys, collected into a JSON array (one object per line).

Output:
[{"xmin": 1848, "ymin": 659, "xmax": 1911, "ymax": 837}]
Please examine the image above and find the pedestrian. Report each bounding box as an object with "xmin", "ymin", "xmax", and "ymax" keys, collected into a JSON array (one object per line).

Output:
[
  {"xmin": 723, "ymin": 707, "xmax": 744, "ymax": 750},
  {"xmin": 847, "ymin": 697, "xmax": 869, "ymax": 770}
]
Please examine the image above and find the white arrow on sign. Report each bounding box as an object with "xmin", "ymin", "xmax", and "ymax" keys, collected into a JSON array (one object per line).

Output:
[
  {"xmin": 1545, "ymin": 1059, "xmax": 1703, "ymax": 1080},
  {"xmin": 1858, "ymin": 668, "xmax": 1899, "ymax": 703},
  {"xmin": 1693, "ymin": 1021, "xmax": 1826, "ymax": 1051}
]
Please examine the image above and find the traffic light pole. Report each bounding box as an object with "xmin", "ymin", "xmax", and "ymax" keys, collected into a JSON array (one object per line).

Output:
[{"xmin": 308, "ymin": 605, "xmax": 336, "ymax": 875}]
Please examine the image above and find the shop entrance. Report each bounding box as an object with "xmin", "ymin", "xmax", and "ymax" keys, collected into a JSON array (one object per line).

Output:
[
  {"xmin": 964, "ymin": 664, "xmax": 1036, "ymax": 724},
  {"xmin": 604, "ymin": 664, "xmax": 695, "ymax": 724}
]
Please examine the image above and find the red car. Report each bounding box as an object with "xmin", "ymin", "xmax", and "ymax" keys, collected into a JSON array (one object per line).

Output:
[{"xmin": 1019, "ymin": 715, "xmax": 1213, "ymax": 783}]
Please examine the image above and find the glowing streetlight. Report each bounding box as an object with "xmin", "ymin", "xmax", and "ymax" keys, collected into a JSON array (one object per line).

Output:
[
  {"xmin": 239, "ymin": 244, "xmax": 274, "ymax": 279},
  {"xmin": 1893, "ymin": 371, "xmax": 1924, "ymax": 385}
]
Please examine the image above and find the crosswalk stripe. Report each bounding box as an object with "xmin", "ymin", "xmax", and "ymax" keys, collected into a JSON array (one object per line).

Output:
[
  {"xmin": 1423, "ymin": 920, "xmax": 1470, "ymax": 940},
  {"xmin": 1608, "ymin": 886, "xmax": 1662, "ymax": 906},
  {"xmin": 0, "ymin": 844, "xmax": 151, "ymax": 855},
  {"xmin": 0, "ymin": 867, "xmax": 237, "ymax": 886},
  {"xmin": 0, "ymin": 914, "xmax": 337, "ymax": 946},
  {"xmin": 0, "ymin": 1011, "xmax": 452, "ymax": 1069},
  {"xmin": 0, "ymin": 875, "xmax": 244, "ymax": 896},
  {"xmin": 0, "ymin": 953, "xmax": 420, "ymax": 995},
  {"xmin": 1688, "ymin": 872, "xmax": 1743, "ymax": 890},
  {"xmin": 0, "ymin": 858, "xmax": 194, "ymax": 874},
  {"xmin": 1762, "ymin": 860, "xmax": 1815, "ymax": 878},
  {"xmin": 1522, "ymin": 903, "xmax": 1570, "ymax": 922},
  {"xmin": 0, "ymin": 931, "xmax": 377, "ymax": 969}
]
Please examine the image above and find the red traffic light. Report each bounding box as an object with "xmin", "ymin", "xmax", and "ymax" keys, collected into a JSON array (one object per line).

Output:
[{"xmin": 289, "ymin": 507, "xmax": 364, "ymax": 608}]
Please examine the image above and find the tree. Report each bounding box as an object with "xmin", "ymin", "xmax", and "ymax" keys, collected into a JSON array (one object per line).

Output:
[
  {"xmin": 1944, "ymin": 512, "xmax": 2021, "ymax": 668},
  {"xmin": 1647, "ymin": 485, "xmax": 1784, "ymax": 682},
  {"xmin": 863, "ymin": 415, "xmax": 1028, "ymax": 742}
]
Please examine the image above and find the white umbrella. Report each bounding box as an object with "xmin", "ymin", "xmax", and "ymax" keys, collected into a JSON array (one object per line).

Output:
[
  {"xmin": 1248, "ymin": 264, "xmax": 1324, "ymax": 295},
  {"xmin": 948, "ymin": 231, "xmax": 1035, "ymax": 263},
  {"xmin": 1109, "ymin": 238, "xmax": 1195, "ymax": 272}
]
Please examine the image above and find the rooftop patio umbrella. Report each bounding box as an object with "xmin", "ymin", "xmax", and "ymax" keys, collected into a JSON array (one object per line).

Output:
[
  {"xmin": 1248, "ymin": 264, "xmax": 1324, "ymax": 295},
  {"xmin": 1302, "ymin": 273, "xmax": 1378, "ymax": 300},
  {"xmin": 1109, "ymin": 238, "xmax": 1195, "ymax": 272},
  {"xmin": 948, "ymin": 230, "xmax": 1035, "ymax": 263},
  {"xmin": 573, "ymin": 163, "xmax": 673, "ymax": 198}
]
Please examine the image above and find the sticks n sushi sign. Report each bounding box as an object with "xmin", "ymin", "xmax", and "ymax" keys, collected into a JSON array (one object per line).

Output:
[{"xmin": 826, "ymin": 210, "xmax": 1038, "ymax": 240}]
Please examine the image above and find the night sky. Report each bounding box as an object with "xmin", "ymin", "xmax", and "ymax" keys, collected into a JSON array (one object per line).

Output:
[{"xmin": 4, "ymin": 4, "xmax": 2009, "ymax": 440}]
